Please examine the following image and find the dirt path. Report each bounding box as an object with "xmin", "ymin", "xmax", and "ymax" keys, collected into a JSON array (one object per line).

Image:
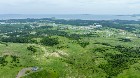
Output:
[{"xmin": 16, "ymin": 67, "xmax": 32, "ymax": 78}]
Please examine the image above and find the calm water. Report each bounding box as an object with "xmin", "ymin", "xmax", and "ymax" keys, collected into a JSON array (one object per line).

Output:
[{"xmin": 0, "ymin": 14, "xmax": 140, "ymax": 20}]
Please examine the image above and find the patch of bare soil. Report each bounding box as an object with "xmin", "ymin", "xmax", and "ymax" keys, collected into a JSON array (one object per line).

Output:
[{"xmin": 16, "ymin": 67, "xmax": 32, "ymax": 78}]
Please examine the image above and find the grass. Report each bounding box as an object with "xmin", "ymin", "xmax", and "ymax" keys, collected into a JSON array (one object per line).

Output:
[{"xmin": 1, "ymin": 27, "xmax": 140, "ymax": 78}]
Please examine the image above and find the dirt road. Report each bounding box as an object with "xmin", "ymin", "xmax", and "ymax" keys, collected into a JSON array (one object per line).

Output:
[{"xmin": 16, "ymin": 67, "xmax": 32, "ymax": 78}]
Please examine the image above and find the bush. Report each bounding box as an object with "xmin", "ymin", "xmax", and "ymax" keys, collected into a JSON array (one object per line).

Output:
[
  {"xmin": 27, "ymin": 46, "xmax": 37, "ymax": 53},
  {"xmin": 118, "ymin": 38, "xmax": 132, "ymax": 42},
  {"xmin": 77, "ymin": 41, "xmax": 89, "ymax": 48},
  {"xmin": 0, "ymin": 55, "xmax": 8, "ymax": 66},
  {"xmin": 41, "ymin": 37, "xmax": 59, "ymax": 46}
]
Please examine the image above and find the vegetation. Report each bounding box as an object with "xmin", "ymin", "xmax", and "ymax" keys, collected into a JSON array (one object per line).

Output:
[
  {"xmin": 27, "ymin": 46, "xmax": 37, "ymax": 53},
  {"xmin": 41, "ymin": 37, "xmax": 59, "ymax": 46},
  {"xmin": 0, "ymin": 18, "xmax": 140, "ymax": 78}
]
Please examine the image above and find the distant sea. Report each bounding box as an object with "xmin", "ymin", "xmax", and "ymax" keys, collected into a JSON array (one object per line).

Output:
[{"xmin": 0, "ymin": 14, "xmax": 140, "ymax": 20}]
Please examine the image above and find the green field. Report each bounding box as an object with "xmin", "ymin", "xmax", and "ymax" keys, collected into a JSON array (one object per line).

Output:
[{"xmin": 1, "ymin": 19, "xmax": 140, "ymax": 78}]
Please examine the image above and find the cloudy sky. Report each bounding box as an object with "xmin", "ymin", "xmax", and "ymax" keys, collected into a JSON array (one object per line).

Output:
[{"xmin": 0, "ymin": 0, "xmax": 140, "ymax": 14}]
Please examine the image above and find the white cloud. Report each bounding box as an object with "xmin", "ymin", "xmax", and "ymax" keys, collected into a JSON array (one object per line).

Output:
[{"xmin": 0, "ymin": 0, "xmax": 140, "ymax": 14}]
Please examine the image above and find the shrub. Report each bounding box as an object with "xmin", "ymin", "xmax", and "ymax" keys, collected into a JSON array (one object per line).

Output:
[
  {"xmin": 41, "ymin": 37, "xmax": 59, "ymax": 46},
  {"xmin": 77, "ymin": 41, "xmax": 89, "ymax": 48},
  {"xmin": 27, "ymin": 46, "xmax": 37, "ymax": 53}
]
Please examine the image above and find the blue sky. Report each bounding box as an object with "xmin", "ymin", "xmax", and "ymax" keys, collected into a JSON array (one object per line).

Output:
[{"xmin": 0, "ymin": 0, "xmax": 140, "ymax": 14}]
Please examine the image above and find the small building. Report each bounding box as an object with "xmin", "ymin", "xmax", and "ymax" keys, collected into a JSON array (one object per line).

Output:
[{"xmin": 32, "ymin": 67, "xmax": 39, "ymax": 71}]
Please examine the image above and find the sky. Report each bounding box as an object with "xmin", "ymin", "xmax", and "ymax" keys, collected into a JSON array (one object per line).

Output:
[{"xmin": 0, "ymin": 0, "xmax": 140, "ymax": 14}]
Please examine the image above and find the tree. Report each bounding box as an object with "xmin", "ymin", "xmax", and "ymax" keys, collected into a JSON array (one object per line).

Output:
[
  {"xmin": 27, "ymin": 46, "xmax": 37, "ymax": 53},
  {"xmin": 78, "ymin": 41, "xmax": 89, "ymax": 48},
  {"xmin": 41, "ymin": 37, "xmax": 59, "ymax": 46}
]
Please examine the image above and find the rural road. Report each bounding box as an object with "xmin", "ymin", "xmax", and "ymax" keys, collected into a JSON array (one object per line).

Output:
[{"xmin": 16, "ymin": 67, "xmax": 32, "ymax": 78}]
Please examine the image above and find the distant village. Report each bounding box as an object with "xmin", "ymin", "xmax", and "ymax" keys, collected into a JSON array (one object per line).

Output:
[
  {"xmin": 0, "ymin": 21, "xmax": 102, "ymax": 31},
  {"xmin": 57, "ymin": 24, "xmax": 102, "ymax": 30}
]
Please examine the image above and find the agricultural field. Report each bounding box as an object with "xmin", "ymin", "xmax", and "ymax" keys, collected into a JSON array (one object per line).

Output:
[{"xmin": 1, "ymin": 18, "xmax": 140, "ymax": 78}]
